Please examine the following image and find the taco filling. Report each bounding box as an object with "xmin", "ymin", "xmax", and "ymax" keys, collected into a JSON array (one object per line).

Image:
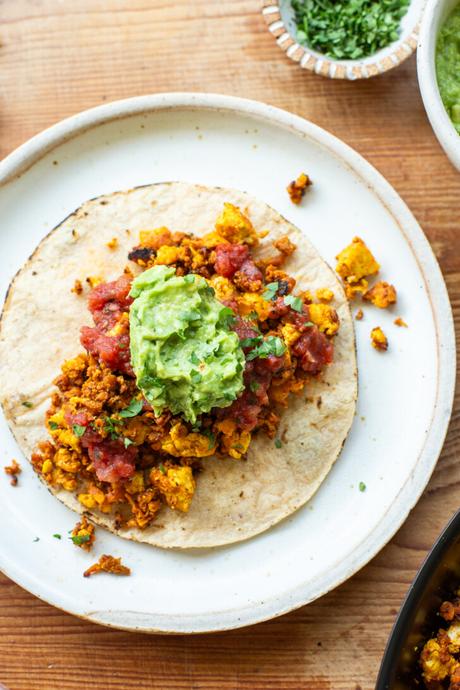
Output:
[{"xmin": 30, "ymin": 203, "xmax": 338, "ymax": 531}]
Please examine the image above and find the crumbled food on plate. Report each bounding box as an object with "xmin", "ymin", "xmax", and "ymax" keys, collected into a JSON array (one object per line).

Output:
[
  {"xmin": 86, "ymin": 276, "xmax": 103, "ymax": 288},
  {"xmin": 394, "ymin": 317, "xmax": 408, "ymax": 328},
  {"xmin": 336, "ymin": 236, "xmax": 380, "ymax": 287},
  {"xmin": 363, "ymin": 281, "xmax": 397, "ymax": 308},
  {"xmin": 83, "ymin": 554, "xmax": 131, "ymax": 578},
  {"xmin": 106, "ymin": 237, "xmax": 118, "ymax": 250},
  {"xmin": 4, "ymin": 459, "xmax": 21, "ymax": 486},
  {"xmin": 71, "ymin": 279, "xmax": 83, "ymax": 295},
  {"xmin": 355, "ymin": 309, "xmax": 364, "ymax": 321},
  {"xmin": 370, "ymin": 327, "xmax": 388, "ymax": 352},
  {"xmin": 316, "ymin": 288, "xmax": 334, "ymax": 302},
  {"xmin": 287, "ymin": 173, "xmax": 312, "ymax": 204},
  {"xmin": 420, "ymin": 593, "xmax": 460, "ymax": 686},
  {"xmin": 31, "ymin": 203, "xmax": 340, "ymax": 531},
  {"xmin": 70, "ymin": 516, "xmax": 95, "ymax": 551}
]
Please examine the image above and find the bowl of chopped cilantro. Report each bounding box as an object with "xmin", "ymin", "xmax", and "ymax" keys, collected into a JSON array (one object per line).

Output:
[{"xmin": 262, "ymin": 0, "xmax": 426, "ymax": 79}]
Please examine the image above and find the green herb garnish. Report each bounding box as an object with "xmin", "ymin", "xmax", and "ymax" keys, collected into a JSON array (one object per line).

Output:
[
  {"xmin": 250, "ymin": 380, "xmax": 260, "ymax": 393},
  {"xmin": 240, "ymin": 335, "xmax": 263, "ymax": 349},
  {"xmin": 22, "ymin": 401, "xmax": 33, "ymax": 408},
  {"xmin": 247, "ymin": 310, "xmax": 259, "ymax": 321},
  {"xmin": 159, "ymin": 463, "xmax": 166, "ymax": 475},
  {"xmin": 48, "ymin": 421, "xmax": 59, "ymax": 430},
  {"xmin": 359, "ymin": 481, "xmax": 367, "ymax": 492},
  {"xmin": 274, "ymin": 438, "xmax": 282, "ymax": 448},
  {"xmin": 104, "ymin": 416, "xmax": 119, "ymax": 439},
  {"xmin": 262, "ymin": 281, "xmax": 279, "ymax": 301},
  {"xmin": 123, "ymin": 437, "xmax": 134, "ymax": 448},
  {"xmin": 70, "ymin": 534, "xmax": 90, "ymax": 546},
  {"xmin": 53, "ymin": 533, "xmax": 61, "ymax": 540},
  {"xmin": 292, "ymin": 0, "xmax": 410, "ymax": 61},
  {"xmin": 284, "ymin": 295, "xmax": 303, "ymax": 313},
  {"xmin": 219, "ymin": 306, "xmax": 237, "ymax": 327},
  {"xmin": 120, "ymin": 398, "xmax": 143, "ymax": 418},
  {"xmin": 72, "ymin": 424, "xmax": 86, "ymax": 438},
  {"xmin": 202, "ymin": 429, "xmax": 216, "ymax": 449},
  {"xmin": 246, "ymin": 336, "xmax": 286, "ymax": 361}
]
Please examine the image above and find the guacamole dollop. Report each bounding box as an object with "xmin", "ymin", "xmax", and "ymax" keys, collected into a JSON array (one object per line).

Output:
[
  {"xmin": 129, "ymin": 266, "xmax": 245, "ymax": 424},
  {"xmin": 436, "ymin": 3, "xmax": 460, "ymax": 134}
]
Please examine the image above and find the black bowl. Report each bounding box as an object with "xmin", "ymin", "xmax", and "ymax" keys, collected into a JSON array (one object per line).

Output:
[{"xmin": 376, "ymin": 509, "xmax": 460, "ymax": 689}]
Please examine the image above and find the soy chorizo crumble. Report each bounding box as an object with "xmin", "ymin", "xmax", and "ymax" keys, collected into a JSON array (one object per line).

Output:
[
  {"xmin": 4, "ymin": 459, "xmax": 21, "ymax": 486},
  {"xmin": 83, "ymin": 554, "xmax": 130, "ymax": 578},
  {"xmin": 32, "ymin": 203, "xmax": 339, "ymax": 531},
  {"xmin": 287, "ymin": 173, "xmax": 312, "ymax": 204}
]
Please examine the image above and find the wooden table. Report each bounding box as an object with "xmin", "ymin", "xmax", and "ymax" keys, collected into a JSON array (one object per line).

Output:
[{"xmin": 0, "ymin": 2, "xmax": 458, "ymax": 688}]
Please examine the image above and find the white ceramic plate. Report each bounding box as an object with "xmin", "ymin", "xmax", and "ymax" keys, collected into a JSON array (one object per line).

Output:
[{"xmin": 0, "ymin": 93, "xmax": 455, "ymax": 633}]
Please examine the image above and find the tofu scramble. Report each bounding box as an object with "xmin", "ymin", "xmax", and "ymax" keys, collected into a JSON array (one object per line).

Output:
[
  {"xmin": 31, "ymin": 203, "xmax": 340, "ymax": 531},
  {"xmin": 420, "ymin": 593, "xmax": 460, "ymax": 688}
]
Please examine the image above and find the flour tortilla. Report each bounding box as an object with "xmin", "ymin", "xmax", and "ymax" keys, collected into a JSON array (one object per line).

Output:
[{"xmin": 0, "ymin": 182, "xmax": 357, "ymax": 548}]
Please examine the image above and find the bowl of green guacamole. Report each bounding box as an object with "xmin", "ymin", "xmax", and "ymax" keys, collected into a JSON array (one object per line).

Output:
[{"xmin": 418, "ymin": 0, "xmax": 460, "ymax": 170}]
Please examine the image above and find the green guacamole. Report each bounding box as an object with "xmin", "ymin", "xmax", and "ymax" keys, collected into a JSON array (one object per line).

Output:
[
  {"xmin": 436, "ymin": 3, "xmax": 460, "ymax": 134},
  {"xmin": 129, "ymin": 266, "xmax": 245, "ymax": 424}
]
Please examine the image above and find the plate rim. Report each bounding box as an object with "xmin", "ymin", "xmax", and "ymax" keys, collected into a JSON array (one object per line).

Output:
[{"xmin": 0, "ymin": 92, "xmax": 456, "ymax": 633}]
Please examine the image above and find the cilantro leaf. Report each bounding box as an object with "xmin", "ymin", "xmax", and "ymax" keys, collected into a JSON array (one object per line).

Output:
[
  {"xmin": 262, "ymin": 282, "xmax": 279, "ymax": 301},
  {"xmin": 284, "ymin": 294, "xmax": 303, "ymax": 313},
  {"xmin": 240, "ymin": 335, "xmax": 263, "ymax": 349},
  {"xmin": 159, "ymin": 463, "xmax": 166, "ymax": 475},
  {"xmin": 48, "ymin": 421, "xmax": 59, "ymax": 430},
  {"xmin": 22, "ymin": 401, "xmax": 33, "ymax": 408},
  {"xmin": 246, "ymin": 336, "xmax": 286, "ymax": 361},
  {"xmin": 70, "ymin": 534, "xmax": 90, "ymax": 545},
  {"xmin": 119, "ymin": 398, "xmax": 143, "ymax": 418},
  {"xmin": 250, "ymin": 380, "xmax": 260, "ymax": 393},
  {"xmin": 219, "ymin": 306, "xmax": 236, "ymax": 327},
  {"xmin": 123, "ymin": 437, "xmax": 134, "ymax": 448},
  {"xmin": 72, "ymin": 424, "xmax": 86, "ymax": 438},
  {"xmin": 274, "ymin": 438, "xmax": 282, "ymax": 448},
  {"xmin": 359, "ymin": 482, "xmax": 367, "ymax": 492},
  {"xmin": 53, "ymin": 533, "xmax": 61, "ymax": 540}
]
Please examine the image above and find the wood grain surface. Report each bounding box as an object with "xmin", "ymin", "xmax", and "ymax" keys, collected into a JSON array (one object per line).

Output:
[{"xmin": 0, "ymin": 1, "xmax": 459, "ymax": 688}]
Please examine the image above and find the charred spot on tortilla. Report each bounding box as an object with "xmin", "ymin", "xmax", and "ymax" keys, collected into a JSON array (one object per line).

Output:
[{"xmin": 0, "ymin": 182, "xmax": 356, "ymax": 549}]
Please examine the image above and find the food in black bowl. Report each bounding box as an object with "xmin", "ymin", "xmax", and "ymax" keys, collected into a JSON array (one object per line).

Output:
[{"xmin": 376, "ymin": 509, "xmax": 460, "ymax": 689}]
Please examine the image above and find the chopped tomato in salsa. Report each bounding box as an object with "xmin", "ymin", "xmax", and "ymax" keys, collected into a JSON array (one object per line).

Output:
[{"xmin": 81, "ymin": 428, "xmax": 137, "ymax": 483}]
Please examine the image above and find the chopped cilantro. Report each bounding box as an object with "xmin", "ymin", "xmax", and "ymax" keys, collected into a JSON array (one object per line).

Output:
[
  {"xmin": 120, "ymin": 398, "xmax": 143, "ymax": 418},
  {"xmin": 247, "ymin": 310, "xmax": 259, "ymax": 321},
  {"xmin": 159, "ymin": 463, "xmax": 166, "ymax": 475},
  {"xmin": 184, "ymin": 274, "xmax": 195, "ymax": 284},
  {"xmin": 72, "ymin": 424, "xmax": 86, "ymax": 438},
  {"xmin": 274, "ymin": 438, "xmax": 282, "ymax": 448},
  {"xmin": 262, "ymin": 281, "xmax": 279, "ymax": 301},
  {"xmin": 70, "ymin": 534, "xmax": 90, "ymax": 545},
  {"xmin": 123, "ymin": 437, "xmax": 134, "ymax": 448},
  {"xmin": 22, "ymin": 401, "xmax": 33, "ymax": 408},
  {"xmin": 53, "ymin": 533, "xmax": 61, "ymax": 540},
  {"xmin": 292, "ymin": 0, "xmax": 410, "ymax": 61},
  {"xmin": 240, "ymin": 335, "xmax": 263, "ymax": 349},
  {"xmin": 219, "ymin": 306, "xmax": 236, "ymax": 327},
  {"xmin": 250, "ymin": 380, "xmax": 260, "ymax": 393},
  {"xmin": 48, "ymin": 421, "xmax": 59, "ymax": 430},
  {"xmin": 190, "ymin": 351, "xmax": 200, "ymax": 365},
  {"xmin": 246, "ymin": 336, "xmax": 286, "ymax": 361},
  {"xmin": 359, "ymin": 482, "xmax": 367, "ymax": 492},
  {"xmin": 33, "ymin": 537, "xmax": 40, "ymax": 543},
  {"xmin": 104, "ymin": 416, "xmax": 119, "ymax": 440},
  {"xmin": 284, "ymin": 295, "xmax": 303, "ymax": 313}
]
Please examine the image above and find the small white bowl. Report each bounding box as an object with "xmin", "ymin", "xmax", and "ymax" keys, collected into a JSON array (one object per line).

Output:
[
  {"xmin": 417, "ymin": 0, "xmax": 460, "ymax": 170},
  {"xmin": 262, "ymin": 0, "xmax": 426, "ymax": 79}
]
